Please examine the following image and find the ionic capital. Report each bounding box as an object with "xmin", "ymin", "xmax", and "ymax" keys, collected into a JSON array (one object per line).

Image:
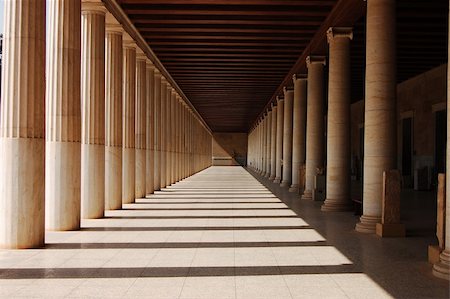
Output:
[
  {"xmin": 276, "ymin": 96, "xmax": 284, "ymax": 103},
  {"xmin": 306, "ymin": 56, "xmax": 326, "ymax": 68},
  {"xmin": 292, "ymin": 74, "xmax": 307, "ymax": 84},
  {"xmin": 283, "ymin": 86, "xmax": 294, "ymax": 97},
  {"xmin": 326, "ymin": 27, "xmax": 353, "ymax": 43}
]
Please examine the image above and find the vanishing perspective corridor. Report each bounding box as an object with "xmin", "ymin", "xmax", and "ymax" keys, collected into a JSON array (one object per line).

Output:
[{"xmin": 0, "ymin": 167, "xmax": 447, "ymax": 298}]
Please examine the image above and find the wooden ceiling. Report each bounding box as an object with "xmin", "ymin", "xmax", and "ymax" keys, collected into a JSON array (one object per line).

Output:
[{"xmin": 119, "ymin": 0, "xmax": 448, "ymax": 132}]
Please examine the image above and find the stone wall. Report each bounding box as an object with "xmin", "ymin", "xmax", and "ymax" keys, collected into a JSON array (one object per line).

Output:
[{"xmin": 212, "ymin": 132, "xmax": 248, "ymax": 166}]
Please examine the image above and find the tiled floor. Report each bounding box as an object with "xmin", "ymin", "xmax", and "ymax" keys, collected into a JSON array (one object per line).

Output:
[{"xmin": 0, "ymin": 166, "xmax": 448, "ymax": 298}]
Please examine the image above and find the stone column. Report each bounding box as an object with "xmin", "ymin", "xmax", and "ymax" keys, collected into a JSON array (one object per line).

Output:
[
  {"xmin": 81, "ymin": 1, "xmax": 106, "ymax": 219},
  {"xmin": 261, "ymin": 115, "xmax": 267, "ymax": 175},
  {"xmin": 433, "ymin": 3, "xmax": 450, "ymax": 277},
  {"xmin": 290, "ymin": 74, "xmax": 307, "ymax": 193},
  {"xmin": 46, "ymin": 0, "xmax": 81, "ymax": 230},
  {"xmin": 0, "ymin": 0, "xmax": 45, "ymax": 248},
  {"xmin": 165, "ymin": 84, "xmax": 172, "ymax": 186},
  {"xmin": 122, "ymin": 34, "xmax": 136, "ymax": 204},
  {"xmin": 302, "ymin": 56, "xmax": 326, "ymax": 200},
  {"xmin": 274, "ymin": 97, "xmax": 284, "ymax": 184},
  {"xmin": 146, "ymin": 60, "xmax": 155, "ymax": 195},
  {"xmin": 281, "ymin": 87, "xmax": 294, "ymax": 187},
  {"xmin": 105, "ymin": 15, "xmax": 123, "ymax": 211},
  {"xmin": 356, "ymin": 0, "xmax": 397, "ymax": 233},
  {"xmin": 265, "ymin": 110, "xmax": 272, "ymax": 177},
  {"xmin": 160, "ymin": 77, "xmax": 167, "ymax": 188},
  {"xmin": 153, "ymin": 70, "xmax": 161, "ymax": 190},
  {"xmin": 322, "ymin": 27, "xmax": 353, "ymax": 211},
  {"xmin": 269, "ymin": 103, "xmax": 278, "ymax": 180},
  {"xmin": 135, "ymin": 49, "xmax": 146, "ymax": 198}
]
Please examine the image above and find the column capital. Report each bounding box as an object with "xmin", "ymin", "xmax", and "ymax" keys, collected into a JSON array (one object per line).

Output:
[
  {"xmin": 154, "ymin": 69, "xmax": 162, "ymax": 77},
  {"xmin": 306, "ymin": 56, "xmax": 326, "ymax": 68},
  {"xmin": 123, "ymin": 32, "xmax": 136, "ymax": 49},
  {"xmin": 292, "ymin": 74, "xmax": 307, "ymax": 83},
  {"xmin": 81, "ymin": 0, "xmax": 106, "ymax": 14},
  {"xmin": 327, "ymin": 27, "xmax": 353, "ymax": 43},
  {"xmin": 105, "ymin": 13, "xmax": 123, "ymax": 34},
  {"xmin": 136, "ymin": 48, "xmax": 147, "ymax": 61},
  {"xmin": 283, "ymin": 86, "xmax": 294, "ymax": 96},
  {"xmin": 276, "ymin": 96, "xmax": 284, "ymax": 103},
  {"xmin": 146, "ymin": 59, "xmax": 155, "ymax": 69},
  {"xmin": 161, "ymin": 76, "xmax": 167, "ymax": 84}
]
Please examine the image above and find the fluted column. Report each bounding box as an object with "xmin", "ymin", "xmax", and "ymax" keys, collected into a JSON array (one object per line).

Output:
[
  {"xmin": 146, "ymin": 60, "xmax": 155, "ymax": 195},
  {"xmin": 265, "ymin": 110, "xmax": 272, "ymax": 177},
  {"xmin": 81, "ymin": 1, "xmax": 106, "ymax": 219},
  {"xmin": 322, "ymin": 27, "xmax": 353, "ymax": 211},
  {"xmin": 122, "ymin": 34, "xmax": 136, "ymax": 204},
  {"xmin": 302, "ymin": 56, "xmax": 326, "ymax": 200},
  {"xmin": 433, "ymin": 2, "xmax": 450, "ymax": 277},
  {"xmin": 261, "ymin": 115, "xmax": 267, "ymax": 175},
  {"xmin": 290, "ymin": 74, "xmax": 307, "ymax": 193},
  {"xmin": 165, "ymin": 84, "xmax": 172, "ymax": 186},
  {"xmin": 153, "ymin": 70, "xmax": 161, "ymax": 190},
  {"xmin": 46, "ymin": 0, "xmax": 81, "ymax": 230},
  {"xmin": 356, "ymin": 0, "xmax": 397, "ymax": 233},
  {"xmin": 160, "ymin": 77, "xmax": 167, "ymax": 188},
  {"xmin": 281, "ymin": 88, "xmax": 294, "ymax": 187},
  {"xmin": 105, "ymin": 15, "xmax": 123, "ymax": 210},
  {"xmin": 269, "ymin": 103, "xmax": 277, "ymax": 180},
  {"xmin": 0, "ymin": 0, "xmax": 46, "ymax": 248},
  {"xmin": 274, "ymin": 97, "xmax": 284, "ymax": 184},
  {"xmin": 135, "ymin": 49, "xmax": 146, "ymax": 198}
]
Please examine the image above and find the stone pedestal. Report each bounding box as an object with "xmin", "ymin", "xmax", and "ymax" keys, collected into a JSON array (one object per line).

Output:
[
  {"xmin": 322, "ymin": 27, "xmax": 353, "ymax": 212},
  {"xmin": 105, "ymin": 16, "xmax": 123, "ymax": 210},
  {"xmin": 281, "ymin": 88, "xmax": 294, "ymax": 188},
  {"xmin": 274, "ymin": 97, "xmax": 284, "ymax": 184},
  {"xmin": 356, "ymin": 0, "xmax": 397, "ymax": 234},
  {"xmin": 46, "ymin": 0, "xmax": 81, "ymax": 230},
  {"xmin": 122, "ymin": 35, "xmax": 136, "ymax": 204},
  {"xmin": 135, "ymin": 50, "xmax": 147, "ymax": 198},
  {"xmin": 81, "ymin": 1, "xmax": 106, "ymax": 219},
  {"xmin": 302, "ymin": 56, "xmax": 326, "ymax": 200},
  {"xmin": 290, "ymin": 75, "xmax": 307, "ymax": 193}
]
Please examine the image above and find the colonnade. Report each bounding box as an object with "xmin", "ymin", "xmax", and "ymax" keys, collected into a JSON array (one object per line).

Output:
[
  {"xmin": 248, "ymin": 0, "xmax": 450, "ymax": 280},
  {"xmin": 0, "ymin": 0, "xmax": 212, "ymax": 249}
]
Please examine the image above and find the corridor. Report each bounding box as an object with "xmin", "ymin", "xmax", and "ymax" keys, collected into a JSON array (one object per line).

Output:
[{"xmin": 0, "ymin": 166, "xmax": 447, "ymax": 298}]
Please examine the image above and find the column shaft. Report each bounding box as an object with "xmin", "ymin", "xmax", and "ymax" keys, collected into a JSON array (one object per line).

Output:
[
  {"xmin": 146, "ymin": 61, "xmax": 155, "ymax": 195},
  {"xmin": 281, "ymin": 88, "xmax": 294, "ymax": 187},
  {"xmin": 356, "ymin": 0, "xmax": 397, "ymax": 233},
  {"xmin": 290, "ymin": 75, "xmax": 307, "ymax": 192},
  {"xmin": 135, "ymin": 52, "xmax": 146, "ymax": 198},
  {"xmin": 302, "ymin": 56, "xmax": 326, "ymax": 200},
  {"xmin": 0, "ymin": 0, "xmax": 46, "ymax": 248},
  {"xmin": 46, "ymin": 0, "xmax": 81, "ymax": 230},
  {"xmin": 153, "ymin": 71, "xmax": 161, "ymax": 190},
  {"xmin": 274, "ymin": 98, "xmax": 284, "ymax": 184},
  {"xmin": 160, "ymin": 78, "xmax": 167, "ymax": 188},
  {"xmin": 105, "ymin": 20, "xmax": 123, "ymax": 210},
  {"xmin": 323, "ymin": 28, "xmax": 353, "ymax": 211},
  {"xmin": 265, "ymin": 111, "xmax": 272, "ymax": 177},
  {"xmin": 269, "ymin": 104, "xmax": 277, "ymax": 180},
  {"xmin": 81, "ymin": 2, "xmax": 106, "ymax": 218}
]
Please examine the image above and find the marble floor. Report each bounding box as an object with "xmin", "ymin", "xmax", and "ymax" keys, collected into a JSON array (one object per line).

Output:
[{"xmin": 0, "ymin": 166, "xmax": 448, "ymax": 298}]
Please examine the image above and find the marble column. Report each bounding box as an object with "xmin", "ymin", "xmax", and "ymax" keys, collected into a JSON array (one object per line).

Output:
[
  {"xmin": 105, "ymin": 15, "xmax": 123, "ymax": 210},
  {"xmin": 302, "ymin": 56, "xmax": 326, "ymax": 200},
  {"xmin": 265, "ymin": 110, "xmax": 272, "ymax": 177},
  {"xmin": 135, "ymin": 49, "xmax": 147, "ymax": 199},
  {"xmin": 269, "ymin": 103, "xmax": 278, "ymax": 180},
  {"xmin": 290, "ymin": 74, "xmax": 307, "ymax": 193},
  {"xmin": 281, "ymin": 87, "xmax": 294, "ymax": 187},
  {"xmin": 46, "ymin": 0, "xmax": 81, "ymax": 230},
  {"xmin": 81, "ymin": 1, "xmax": 106, "ymax": 219},
  {"xmin": 122, "ymin": 34, "xmax": 136, "ymax": 204},
  {"xmin": 322, "ymin": 27, "xmax": 353, "ymax": 211},
  {"xmin": 433, "ymin": 2, "xmax": 450, "ymax": 277},
  {"xmin": 261, "ymin": 115, "xmax": 267, "ymax": 175},
  {"xmin": 165, "ymin": 84, "xmax": 172, "ymax": 186},
  {"xmin": 146, "ymin": 60, "xmax": 155, "ymax": 195},
  {"xmin": 153, "ymin": 70, "xmax": 161, "ymax": 190},
  {"xmin": 356, "ymin": 0, "xmax": 397, "ymax": 233},
  {"xmin": 160, "ymin": 77, "xmax": 167, "ymax": 188},
  {"xmin": 274, "ymin": 97, "xmax": 284, "ymax": 184},
  {"xmin": 0, "ymin": 0, "xmax": 46, "ymax": 248}
]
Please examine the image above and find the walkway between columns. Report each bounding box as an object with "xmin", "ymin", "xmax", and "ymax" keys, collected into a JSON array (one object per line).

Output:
[{"xmin": 0, "ymin": 167, "xmax": 448, "ymax": 298}]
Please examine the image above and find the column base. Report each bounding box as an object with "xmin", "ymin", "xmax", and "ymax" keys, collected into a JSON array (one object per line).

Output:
[
  {"xmin": 321, "ymin": 199, "xmax": 352, "ymax": 212},
  {"xmin": 273, "ymin": 177, "xmax": 281, "ymax": 184},
  {"xmin": 375, "ymin": 223, "xmax": 405, "ymax": 238},
  {"xmin": 433, "ymin": 250, "xmax": 450, "ymax": 280},
  {"xmin": 428, "ymin": 245, "xmax": 443, "ymax": 264},
  {"xmin": 301, "ymin": 189, "xmax": 312, "ymax": 200},
  {"xmin": 280, "ymin": 180, "xmax": 290, "ymax": 187},
  {"xmin": 264, "ymin": 172, "xmax": 271, "ymax": 178},
  {"xmin": 269, "ymin": 175, "xmax": 276, "ymax": 181},
  {"xmin": 355, "ymin": 215, "xmax": 380, "ymax": 234},
  {"xmin": 288, "ymin": 185, "xmax": 299, "ymax": 193}
]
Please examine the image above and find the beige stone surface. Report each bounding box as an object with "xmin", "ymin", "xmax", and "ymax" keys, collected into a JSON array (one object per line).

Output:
[
  {"xmin": 45, "ymin": 0, "xmax": 82, "ymax": 230},
  {"xmin": 135, "ymin": 51, "xmax": 147, "ymax": 198},
  {"xmin": 281, "ymin": 88, "xmax": 294, "ymax": 187},
  {"xmin": 81, "ymin": 2, "xmax": 106, "ymax": 219},
  {"xmin": 302, "ymin": 56, "xmax": 326, "ymax": 200},
  {"xmin": 274, "ymin": 97, "xmax": 284, "ymax": 184}
]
